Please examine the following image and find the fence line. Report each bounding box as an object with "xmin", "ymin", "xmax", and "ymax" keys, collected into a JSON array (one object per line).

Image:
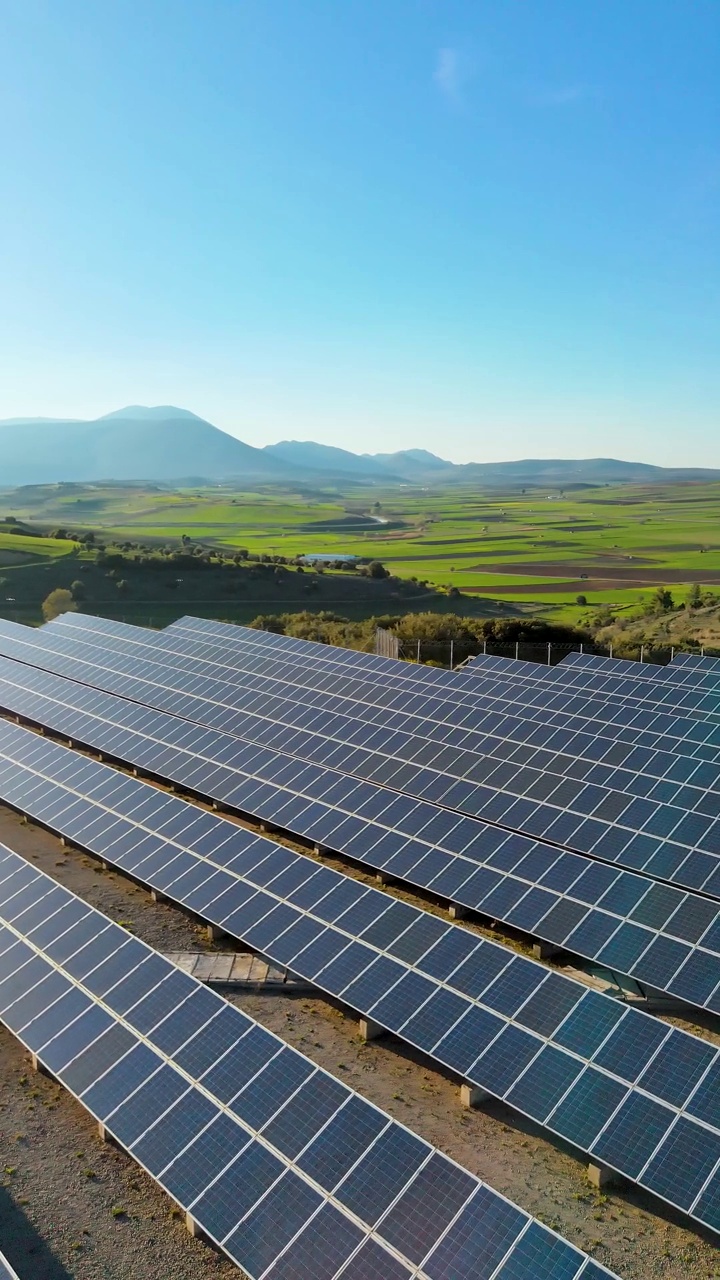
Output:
[{"xmin": 7, "ymin": 608, "xmax": 719, "ymax": 670}]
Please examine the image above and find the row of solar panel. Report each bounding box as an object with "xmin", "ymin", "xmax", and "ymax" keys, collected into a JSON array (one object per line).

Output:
[
  {"xmin": 461, "ymin": 650, "xmax": 720, "ymax": 721},
  {"xmin": 14, "ymin": 627, "xmax": 720, "ymax": 942},
  {"xmin": 561, "ymin": 651, "xmax": 720, "ymax": 692},
  {"xmin": 33, "ymin": 625, "xmax": 720, "ymax": 873},
  {"xmin": 162, "ymin": 616, "xmax": 720, "ymax": 721},
  {"xmin": 50, "ymin": 614, "xmax": 720, "ymax": 765},
  {"xmin": 673, "ymin": 652, "xmax": 720, "ymax": 675},
  {"xmin": 2, "ymin": 657, "xmax": 720, "ymax": 1014},
  {"xmin": 2, "ymin": 721, "xmax": 720, "ymax": 1238},
  {"xmin": 11, "ymin": 632, "xmax": 720, "ymax": 921},
  {"xmin": 0, "ymin": 844, "xmax": 610, "ymax": 1280},
  {"xmin": 26, "ymin": 622, "xmax": 720, "ymax": 828},
  {"xmin": 154, "ymin": 614, "xmax": 720, "ymax": 732}
]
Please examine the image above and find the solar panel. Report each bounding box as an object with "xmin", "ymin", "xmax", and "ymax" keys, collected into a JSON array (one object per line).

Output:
[
  {"xmin": 163, "ymin": 616, "xmax": 720, "ymax": 719},
  {"xmin": 27, "ymin": 619, "xmax": 720, "ymax": 807},
  {"xmin": 6, "ymin": 625, "xmax": 720, "ymax": 922},
  {"xmin": 461, "ymin": 651, "xmax": 720, "ymax": 723},
  {"xmin": 0, "ymin": 724, "xmax": 719, "ymax": 1237},
  {"xmin": 673, "ymin": 653, "xmax": 720, "ymax": 674},
  {"xmin": 0, "ymin": 843, "xmax": 614, "ymax": 1279},
  {"xmin": 48, "ymin": 613, "xmax": 720, "ymax": 762},
  {"xmin": 0, "ymin": 1253, "xmax": 19, "ymax": 1280},
  {"xmin": 561, "ymin": 651, "xmax": 720, "ymax": 693},
  {"xmin": 1, "ymin": 648, "xmax": 720, "ymax": 1014}
]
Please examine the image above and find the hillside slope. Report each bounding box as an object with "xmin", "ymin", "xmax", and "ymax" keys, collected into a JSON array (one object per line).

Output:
[{"xmin": 0, "ymin": 407, "xmax": 286, "ymax": 485}]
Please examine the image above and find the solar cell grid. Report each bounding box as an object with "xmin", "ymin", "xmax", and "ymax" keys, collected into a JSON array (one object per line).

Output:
[
  {"xmin": 161, "ymin": 615, "xmax": 720, "ymax": 719},
  {"xmin": 462, "ymin": 650, "xmax": 720, "ymax": 721},
  {"xmin": 35, "ymin": 618, "xmax": 720, "ymax": 833},
  {"xmin": 563, "ymin": 650, "xmax": 720, "ymax": 693},
  {"xmin": 0, "ymin": 860, "xmax": 602, "ymax": 1280},
  {"xmin": 1, "ymin": 657, "xmax": 720, "ymax": 1015},
  {"xmin": 4, "ymin": 663, "xmax": 720, "ymax": 1016},
  {"xmin": 0, "ymin": 726, "xmax": 719, "ymax": 1238},
  {"xmin": 46, "ymin": 614, "xmax": 720, "ymax": 765},
  {"xmin": 0, "ymin": 847, "xmax": 619, "ymax": 1280}
]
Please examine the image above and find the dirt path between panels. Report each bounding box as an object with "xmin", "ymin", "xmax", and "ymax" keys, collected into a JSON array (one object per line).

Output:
[{"xmin": 0, "ymin": 809, "xmax": 719, "ymax": 1279}]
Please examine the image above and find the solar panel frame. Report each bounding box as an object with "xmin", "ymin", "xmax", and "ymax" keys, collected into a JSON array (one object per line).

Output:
[
  {"xmin": 0, "ymin": 841, "xmax": 620, "ymax": 1280},
  {"xmin": 35, "ymin": 619, "xmax": 720, "ymax": 824},
  {"xmin": 0, "ymin": 652, "xmax": 719, "ymax": 1013},
  {"xmin": 49, "ymin": 613, "xmax": 720, "ymax": 756},
  {"xmin": 0, "ymin": 726, "xmax": 719, "ymax": 1237}
]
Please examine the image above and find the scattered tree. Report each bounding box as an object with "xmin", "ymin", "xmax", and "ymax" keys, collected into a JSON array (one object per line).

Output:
[
  {"xmin": 70, "ymin": 579, "xmax": 85, "ymax": 601},
  {"xmin": 365, "ymin": 560, "xmax": 389, "ymax": 579},
  {"xmin": 42, "ymin": 589, "xmax": 77, "ymax": 622},
  {"xmin": 687, "ymin": 583, "xmax": 703, "ymax": 609}
]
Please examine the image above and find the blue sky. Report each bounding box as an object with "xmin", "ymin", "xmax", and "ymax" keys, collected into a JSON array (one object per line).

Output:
[{"xmin": 0, "ymin": 0, "xmax": 718, "ymax": 464}]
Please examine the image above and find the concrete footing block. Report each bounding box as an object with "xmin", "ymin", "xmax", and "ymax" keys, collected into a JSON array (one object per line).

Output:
[
  {"xmin": 460, "ymin": 1083, "xmax": 490, "ymax": 1108},
  {"xmin": 587, "ymin": 1162, "xmax": 623, "ymax": 1190},
  {"xmin": 151, "ymin": 889, "xmax": 167, "ymax": 904},
  {"xmin": 359, "ymin": 1018, "xmax": 384, "ymax": 1042},
  {"xmin": 185, "ymin": 1212, "xmax": 208, "ymax": 1240},
  {"xmin": 448, "ymin": 903, "xmax": 469, "ymax": 921},
  {"xmin": 206, "ymin": 923, "xmax": 226, "ymax": 943},
  {"xmin": 532, "ymin": 941, "xmax": 561, "ymax": 961},
  {"xmin": 30, "ymin": 1053, "xmax": 52, "ymax": 1078},
  {"xmin": 375, "ymin": 872, "xmax": 392, "ymax": 886},
  {"xmin": 97, "ymin": 1122, "xmax": 120, "ymax": 1147}
]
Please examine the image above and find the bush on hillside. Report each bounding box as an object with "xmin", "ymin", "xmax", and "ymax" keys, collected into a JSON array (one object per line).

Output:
[{"xmin": 42, "ymin": 588, "xmax": 77, "ymax": 622}]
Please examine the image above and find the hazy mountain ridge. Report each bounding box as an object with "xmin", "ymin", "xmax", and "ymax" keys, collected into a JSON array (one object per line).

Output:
[{"xmin": 0, "ymin": 405, "xmax": 717, "ymax": 487}]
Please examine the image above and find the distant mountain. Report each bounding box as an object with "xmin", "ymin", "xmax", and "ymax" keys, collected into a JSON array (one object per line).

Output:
[
  {"xmin": 263, "ymin": 440, "xmax": 397, "ymax": 479},
  {"xmin": 0, "ymin": 406, "xmax": 287, "ymax": 486},
  {"xmin": 98, "ymin": 405, "xmax": 206, "ymax": 422},
  {"xmin": 1, "ymin": 405, "xmax": 718, "ymax": 487},
  {"xmin": 452, "ymin": 457, "xmax": 720, "ymax": 485},
  {"xmin": 369, "ymin": 448, "xmax": 455, "ymax": 477}
]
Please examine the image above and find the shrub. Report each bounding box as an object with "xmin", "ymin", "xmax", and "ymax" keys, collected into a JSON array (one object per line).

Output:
[{"xmin": 42, "ymin": 589, "xmax": 77, "ymax": 621}]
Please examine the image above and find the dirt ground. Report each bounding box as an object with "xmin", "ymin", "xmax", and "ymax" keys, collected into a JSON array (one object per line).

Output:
[{"xmin": 0, "ymin": 808, "xmax": 719, "ymax": 1280}]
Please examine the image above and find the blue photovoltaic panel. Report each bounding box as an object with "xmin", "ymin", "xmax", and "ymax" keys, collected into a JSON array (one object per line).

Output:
[
  {"xmin": 673, "ymin": 653, "xmax": 720, "ymax": 676},
  {"xmin": 561, "ymin": 651, "xmax": 720, "ymax": 693},
  {"xmin": 24, "ymin": 619, "xmax": 720, "ymax": 816},
  {"xmin": 5, "ymin": 629, "xmax": 720, "ymax": 916},
  {"xmin": 0, "ymin": 724, "xmax": 719, "ymax": 1237},
  {"xmin": 0, "ymin": 844, "xmax": 616, "ymax": 1280},
  {"xmin": 12, "ymin": 622, "xmax": 720, "ymax": 924},
  {"xmin": 48, "ymin": 613, "xmax": 720, "ymax": 764},
  {"xmin": 0, "ymin": 647, "xmax": 720, "ymax": 1013},
  {"xmin": 161, "ymin": 616, "xmax": 720, "ymax": 721},
  {"xmin": 0, "ymin": 1252, "xmax": 19, "ymax": 1280},
  {"xmin": 461, "ymin": 650, "xmax": 720, "ymax": 722}
]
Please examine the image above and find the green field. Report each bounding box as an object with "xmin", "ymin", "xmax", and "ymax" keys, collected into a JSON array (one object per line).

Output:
[{"xmin": 0, "ymin": 478, "xmax": 718, "ymax": 626}]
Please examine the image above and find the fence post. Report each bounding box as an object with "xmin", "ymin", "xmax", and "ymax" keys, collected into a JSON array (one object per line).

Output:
[
  {"xmin": 701, "ymin": 646, "xmax": 705, "ymax": 657},
  {"xmin": 640, "ymin": 644, "xmax": 644, "ymax": 663},
  {"xmin": 547, "ymin": 642, "xmax": 551, "ymax": 666},
  {"xmin": 417, "ymin": 639, "xmax": 421, "ymax": 663},
  {"xmin": 483, "ymin": 639, "xmax": 487, "ymax": 655},
  {"xmin": 580, "ymin": 642, "xmax": 584, "ymax": 654},
  {"xmin": 670, "ymin": 646, "xmax": 674, "ymax": 661},
  {"xmin": 514, "ymin": 641, "xmax": 519, "ymax": 661},
  {"xmin": 609, "ymin": 643, "xmax": 613, "ymax": 658},
  {"xmin": 449, "ymin": 640, "xmax": 454, "ymax": 670}
]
